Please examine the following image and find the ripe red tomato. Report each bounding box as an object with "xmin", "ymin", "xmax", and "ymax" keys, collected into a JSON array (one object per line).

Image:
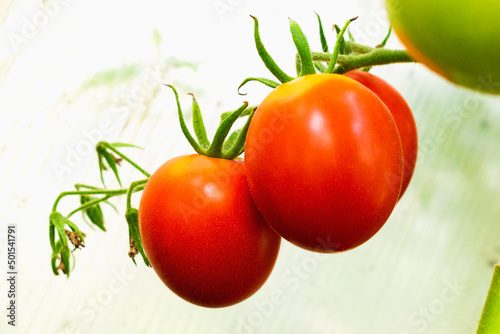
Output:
[
  {"xmin": 344, "ymin": 70, "xmax": 418, "ymax": 199},
  {"xmin": 245, "ymin": 74, "xmax": 403, "ymax": 253},
  {"xmin": 138, "ymin": 154, "xmax": 280, "ymax": 308}
]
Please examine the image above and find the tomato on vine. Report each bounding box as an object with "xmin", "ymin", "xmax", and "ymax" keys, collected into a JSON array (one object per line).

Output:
[
  {"xmin": 344, "ymin": 70, "xmax": 418, "ymax": 198},
  {"xmin": 241, "ymin": 17, "xmax": 406, "ymax": 252},
  {"xmin": 245, "ymin": 74, "xmax": 403, "ymax": 252},
  {"xmin": 139, "ymin": 154, "xmax": 280, "ymax": 307},
  {"xmin": 138, "ymin": 86, "xmax": 280, "ymax": 308}
]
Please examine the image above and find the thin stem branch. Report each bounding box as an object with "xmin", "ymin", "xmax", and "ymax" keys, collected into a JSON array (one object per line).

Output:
[
  {"xmin": 52, "ymin": 189, "xmax": 128, "ymax": 212},
  {"xmin": 312, "ymin": 48, "xmax": 414, "ymax": 74},
  {"xmin": 67, "ymin": 195, "xmax": 112, "ymax": 218},
  {"xmin": 126, "ymin": 179, "xmax": 148, "ymax": 211},
  {"xmin": 103, "ymin": 143, "xmax": 151, "ymax": 178}
]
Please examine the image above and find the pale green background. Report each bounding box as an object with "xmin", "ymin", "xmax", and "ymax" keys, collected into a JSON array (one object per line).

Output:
[{"xmin": 0, "ymin": 0, "xmax": 499, "ymax": 333}]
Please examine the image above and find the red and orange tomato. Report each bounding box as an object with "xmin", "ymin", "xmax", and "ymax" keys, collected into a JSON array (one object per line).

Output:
[
  {"xmin": 245, "ymin": 74, "xmax": 404, "ymax": 253},
  {"xmin": 139, "ymin": 154, "xmax": 281, "ymax": 308},
  {"xmin": 345, "ymin": 70, "xmax": 418, "ymax": 198}
]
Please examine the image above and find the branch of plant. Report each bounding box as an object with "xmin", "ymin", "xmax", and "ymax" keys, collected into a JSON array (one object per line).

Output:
[{"xmin": 311, "ymin": 47, "xmax": 415, "ymax": 74}]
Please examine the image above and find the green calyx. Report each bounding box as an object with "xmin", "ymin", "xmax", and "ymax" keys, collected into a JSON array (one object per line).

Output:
[
  {"xmin": 166, "ymin": 84, "xmax": 255, "ymax": 160},
  {"xmin": 239, "ymin": 14, "xmax": 415, "ymax": 93}
]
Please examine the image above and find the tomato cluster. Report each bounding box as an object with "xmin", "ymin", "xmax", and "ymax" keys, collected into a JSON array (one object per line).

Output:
[
  {"xmin": 136, "ymin": 15, "xmax": 419, "ymax": 308},
  {"xmin": 245, "ymin": 72, "xmax": 416, "ymax": 252},
  {"xmin": 138, "ymin": 71, "xmax": 417, "ymax": 307}
]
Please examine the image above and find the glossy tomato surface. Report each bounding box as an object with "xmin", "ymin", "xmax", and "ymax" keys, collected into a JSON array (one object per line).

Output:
[
  {"xmin": 138, "ymin": 154, "xmax": 281, "ymax": 308},
  {"xmin": 245, "ymin": 74, "xmax": 403, "ymax": 253},
  {"xmin": 386, "ymin": 0, "xmax": 500, "ymax": 94},
  {"xmin": 345, "ymin": 70, "xmax": 418, "ymax": 198}
]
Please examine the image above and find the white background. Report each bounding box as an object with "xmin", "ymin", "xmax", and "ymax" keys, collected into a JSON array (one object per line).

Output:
[{"xmin": 1, "ymin": 0, "xmax": 499, "ymax": 333}]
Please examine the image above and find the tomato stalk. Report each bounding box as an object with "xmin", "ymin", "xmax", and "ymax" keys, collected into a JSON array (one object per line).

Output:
[
  {"xmin": 476, "ymin": 264, "xmax": 500, "ymax": 333},
  {"xmin": 324, "ymin": 17, "xmax": 358, "ymax": 73},
  {"xmin": 166, "ymin": 84, "xmax": 255, "ymax": 160},
  {"xmin": 312, "ymin": 47, "xmax": 414, "ymax": 74},
  {"xmin": 238, "ymin": 14, "xmax": 415, "ymax": 92}
]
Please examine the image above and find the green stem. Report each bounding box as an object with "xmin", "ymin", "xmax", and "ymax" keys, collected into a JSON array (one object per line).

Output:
[
  {"xmin": 67, "ymin": 195, "xmax": 112, "ymax": 218},
  {"xmin": 477, "ymin": 264, "xmax": 500, "ymax": 333},
  {"xmin": 250, "ymin": 15, "xmax": 295, "ymax": 83},
  {"xmin": 312, "ymin": 48, "xmax": 414, "ymax": 74},
  {"xmin": 103, "ymin": 143, "xmax": 151, "ymax": 178},
  {"xmin": 52, "ymin": 189, "xmax": 128, "ymax": 212},
  {"xmin": 325, "ymin": 18, "xmax": 357, "ymax": 74},
  {"xmin": 126, "ymin": 179, "xmax": 148, "ymax": 211},
  {"xmin": 74, "ymin": 184, "xmax": 104, "ymax": 190},
  {"xmin": 344, "ymin": 41, "xmax": 373, "ymax": 54}
]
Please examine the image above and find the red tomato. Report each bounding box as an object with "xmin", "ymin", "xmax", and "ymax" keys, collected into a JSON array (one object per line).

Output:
[
  {"xmin": 138, "ymin": 154, "xmax": 280, "ymax": 308},
  {"xmin": 245, "ymin": 74, "xmax": 403, "ymax": 253},
  {"xmin": 344, "ymin": 70, "xmax": 418, "ymax": 199}
]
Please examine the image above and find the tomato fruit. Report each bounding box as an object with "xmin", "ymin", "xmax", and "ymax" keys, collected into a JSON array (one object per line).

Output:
[
  {"xmin": 138, "ymin": 154, "xmax": 280, "ymax": 308},
  {"xmin": 386, "ymin": 0, "xmax": 500, "ymax": 94},
  {"xmin": 245, "ymin": 74, "xmax": 403, "ymax": 253},
  {"xmin": 344, "ymin": 70, "xmax": 417, "ymax": 199}
]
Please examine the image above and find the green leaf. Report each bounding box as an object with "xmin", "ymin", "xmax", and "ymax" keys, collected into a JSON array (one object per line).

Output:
[
  {"xmin": 110, "ymin": 142, "xmax": 143, "ymax": 149},
  {"xmin": 222, "ymin": 107, "xmax": 256, "ymax": 160},
  {"xmin": 333, "ymin": 24, "xmax": 346, "ymax": 56},
  {"xmin": 60, "ymin": 245, "xmax": 71, "ymax": 277},
  {"xmin": 380, "ymin": 26, "xmax": 392, "ymax": 48},
  {"xmin": 207, "ymin": 102, "xmax": 248, "ymax": 158},
  {"xmin": 49, "ymin": 219, "xmax": 56, "ymax": 252},
  {"xmin": 102, "ymin": 199, "xmax": 119, "ymax": 213},
  {"xmin": 314, "ymin": 62, "xmax": 327, "ymax": 73},
  {"xmin": 347, "ymin": 29, "xmax": 355, "ymax": 42},
  {"xmin": 189, "ymin": 93, "xmax": 210, "ymax": 149},
  {"xmin": 238, "ymin": 77, "xmax": 280, "ymax": 95},
  {"xmin": 125, "ymin": 208, "xmax": 151, "ymax": 267},
  {"xmin": 315, "ymin": 12, "xmax": 329, "ymax": 52},
  {"xmin": 101, "ymin": 149, "xmax": 122, "ymax": 187},
  {"xmin": 223, "ymin": 129, "xmax": 242, "ymax": 153},
  {"xmin": 50, "ymin": 212, "xmax": 69, "ymax": 250},
  {"xmin": 289, "ymin": 18, "xmax": 316, "ymax": 76},
  {"xmin": 165, "ymin": 84, "xmax": 206, "ymax": 155},
  {"xmin": 326, "ymin": 17, "xmax": 358, "ymax": 73},
  {"xmin": 220, "ymin": 105, "xmax": 255, "ymax": 123},
  {"xmin": 80, "ymin": 195, "xmax": 106, "ymax": 231},
  {"xmin": 251, "ymin": 16, "xmax": 295, "ymax": 83},
  {"xmin": 51, "ymin": 240, "xmax": 63, "ymax": 275},
  {"xmin": 98, "ymin": 151, "xmax": 106, "ymax": 187}
]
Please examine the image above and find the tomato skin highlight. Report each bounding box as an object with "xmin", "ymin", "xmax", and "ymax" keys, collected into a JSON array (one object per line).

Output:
[
  {"xmin": 386, "ymin": 0, "xmax": 500, "ymax": 94},
  {"xmin": 344, "ymin": 70, "xmax": 418, "ymax": 199},
  {"xmin": 245, "ymin": 74, "xmax": 403, "ymax": 253},
  {"xmin": 138, "ymin": 155, "xmax": 280, "ymax": 308}
]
